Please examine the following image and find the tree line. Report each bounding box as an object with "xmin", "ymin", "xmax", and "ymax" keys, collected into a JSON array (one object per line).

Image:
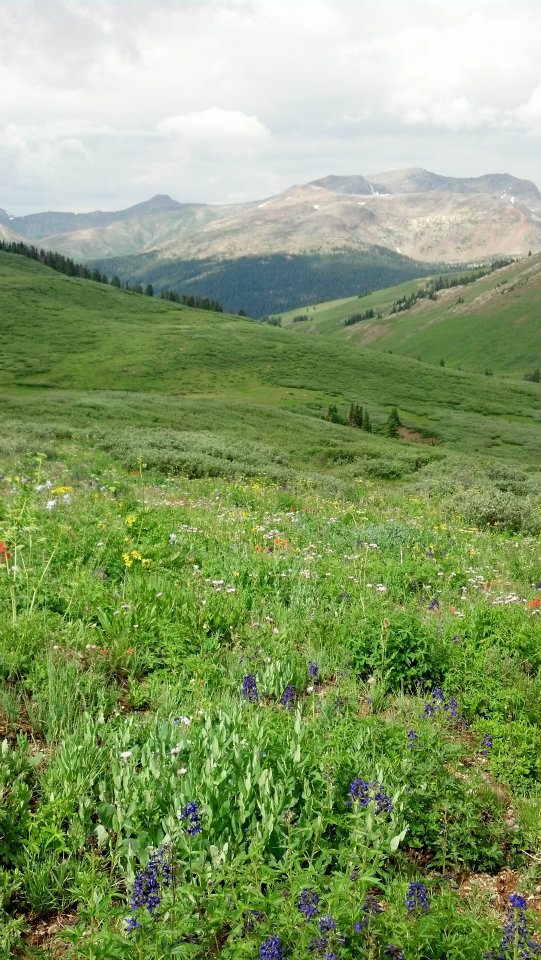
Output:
[{"xmin": 389, "ymin": 259, "xmax": 514, "ymax": 314}]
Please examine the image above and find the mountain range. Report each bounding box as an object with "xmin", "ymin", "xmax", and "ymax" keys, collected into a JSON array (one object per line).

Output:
[{"xmin": 2, "ymin": 168, "xmax": 541, "ymax": 264}]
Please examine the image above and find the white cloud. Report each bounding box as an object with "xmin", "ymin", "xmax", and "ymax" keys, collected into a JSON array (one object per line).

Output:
[
  {"xmin": 156, "ymin": 108, "xmax": 270, "ymax": 156},
  {"xmin": 0, "ymin": 0, "xmax": 539, "ymax": 211}
]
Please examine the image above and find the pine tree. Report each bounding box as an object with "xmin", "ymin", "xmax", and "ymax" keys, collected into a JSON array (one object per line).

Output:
[
  {"xmin": 348, "ymin": 402, "xmax": 356, "ymax": 425},
  {"xmin": 362, "ymin": 409, "xmax": 372, "ymax": 432},
  {"xmin": 386, "ymin": 407, "xmax": 401, "ymax": 437},
  {"xmin": 145, "ymin": 283, "xmax": 154, "ymax": 297}
]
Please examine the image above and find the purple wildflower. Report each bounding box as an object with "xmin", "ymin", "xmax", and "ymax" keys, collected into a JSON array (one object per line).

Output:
[
  {"xmin": 407, "ymin": 730, "xmax": 418, "ymax": 748},
  {"xmin": 280, "ymin": 684, "xmax": 296, "ymax": 708},
  {"xmin": 384, "ymin": 947, "xmax": 405, "ymax": 959},
  {"xmin": 319, "ymin": 915, "xmax": 336, "ymax": 934},
  {"xmin": 428, "ymin": 598, "xmax": 440, "ymax": 610},
  {"xmin": 259, "ymin": 935, "xmax": 284, "ymax": 960},
  {"xmin": 242, "ymin": 674, "xmax": 259, "ymax": 703},
  {"xmin": 348, "ymin": 778, "xmax": 393, "ymax": 814},
  {"xmin": 298, "ymin": 887, "xmax": 319, "ymax": 919},
  {"xmin": 124, "ymin": 916, "xmax": 141, "ymax": 932},
  {"xmin": 405, "ymin": 882, "xmax": 429, "ymax": 912},
  {"xmin": 481, "ymin": 733, "xmax": 494, "ymax": 755},
  {"xmin": 491, "ymin": 894, "xmax": 541, "ymax": 958},
  {"xmin": 130, "ymin": 847, "xmax": 171, "ymax": 916},
  {"xmin": 309, "ymin": 661, "xmax": 320, "ymax": 683},
  {"xmin": 179, "ymin": 800, "xmax": 202, "ymax": 836},
  {"xmin": 444, "ymin": 695, "xmax": 458, "ymax": 718}
]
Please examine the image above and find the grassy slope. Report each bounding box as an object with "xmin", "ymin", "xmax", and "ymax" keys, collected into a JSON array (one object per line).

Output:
[
  {"xmin": 0, "ymin": 252, "xmax": 539, "ymax": 480},
  {"xmin": 279, "ymin": 256, "xmax": 541, "ymax": 377}
]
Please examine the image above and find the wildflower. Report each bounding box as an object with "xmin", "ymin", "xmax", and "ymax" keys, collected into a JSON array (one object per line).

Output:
[
  {"xmin": 486, "ymin": 893, "xmax": 541, "ymax": 959},
  {"xmin": 348, "ymin": 779, "xmax": 393, "ymax": 814},
  {"xmin": 309, "ymin": 661, "xmax": 320, "ymax": 684},
  {"xmin": 422, "ymin": 701, "xmax": 436, "ymax": 718},
  {"xmin": 169, "ymin": 533, "xmax": 178, "ymax": 544},
  {"xmin": 179, "ymin": 800, "xmax": 202, "ymax": 835},
  {"xmin": 298, "ymin": 887, "xmax": 319, "ymax": 919},
  {"xmin": 444, "ymin": 696, "xmax": 458, "ymax": 718},
  {"xmin": 384, "ymin": 947, "xmax": 404, "ymax": 959},
  {"xmin": 130, "ymin": 847, "xmax": 171, "ymax": 916},
  {"xmin": 405, "ymin": 882, "xmax": 429, "ymax": 912},
  {"xmin": 125, "ymin": 514, "xmax": 137, "ymax": 527},
  {"xmin": 259, "ymin": 935, "xmax": 284, "ymax": 960},
  {"xmin": 177, "ymin": 767, "xmax": 188, "ymax": 777},
  {"xmin": 124, "ymin": 916, "xmax": 141, "ymax": 932},
  {"xmin": 432, "ymin": 687, "xmax": 445, "ymax": 703},
  {"xmin": 280, "ymin": 684, "xmax": 296, "ymax": 709},
  {"xmin": 319, "ymin": 916, "xmax": 336, "ymax": 934},
  {"xmin": 62, "ymin": 493, "xmax": 72, "ymax": 505},
  {"xmin": 529, "ymin": 598, "xmax": 540, "ymax": 609},
  {"xmin": 361, "ymin": 895, "xmax": 383, "ymax": 915},
  {"xmin": 242, "ymin": 674, "xmax": 259, "ymax": 703},
  {"xmin": 428, "ymin": 598, "xmax": 440, "ymax": 610},
  {"xmin": 0, "ymin": 541, "xmax": 10, "ymax": 562},
  {"xmin": 407, "ymin": 730, "xmax": 418, "ymax": 748},
  {"xmin": 481, "ymin": 733, "xmax": 494, "ymax": 755},
  {"xmin": 120, "ymin": 750, "xmax": 132, "ymax": 761},
  {"xmin": 46, "ymin": 498, "xmax": 57, "ymax": 511},
  {"xmin": 243, "ymin": 909, "xmax": 264, "ymax": 934}
]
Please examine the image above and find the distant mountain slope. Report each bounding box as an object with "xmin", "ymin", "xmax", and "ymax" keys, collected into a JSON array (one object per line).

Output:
[
  {"xmin": 0, "ymin": 250, "xmax": 539, "ymax": 474},
  {"xmin": 3, "ymin": 169, "xmax": 540, "ymax": 264},
  {"xmin": 89, "ymin": 247, "xmax": 447, "ymax": 317},
  {"xmin": 280, "ymin": 255, "xmax": 541, "ymax": 377}
]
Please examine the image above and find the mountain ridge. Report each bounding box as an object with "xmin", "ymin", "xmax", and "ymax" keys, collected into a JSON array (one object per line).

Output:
[{"xmin": 3, "ymin": 168, "xmax": 540, "ymax": 263}]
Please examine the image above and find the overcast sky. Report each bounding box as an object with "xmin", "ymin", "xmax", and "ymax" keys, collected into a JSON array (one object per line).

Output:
[{"xmin": 1, "ymin": 0, "xmax": 540, "ymax": 213}]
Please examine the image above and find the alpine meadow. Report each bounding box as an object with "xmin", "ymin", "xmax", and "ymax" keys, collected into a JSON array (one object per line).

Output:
[{"xmin": 1, "ymin": 2, "xmax": 541, "ymax": 959}]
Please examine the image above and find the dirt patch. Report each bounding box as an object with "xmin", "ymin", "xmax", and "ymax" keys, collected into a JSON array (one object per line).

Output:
[
  {"xmin": 458, "ymin": 868, "xmax": 541, "ymax": 917},
  {"xmin": 398, "ymin": 426, "xmax": 437, "ymax": 445},
  {"xmin": 24, "ymin": 908, "xmax": 78, "ymax": 950}
]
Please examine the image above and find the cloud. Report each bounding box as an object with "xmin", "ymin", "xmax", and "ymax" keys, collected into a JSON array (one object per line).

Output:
[
  {"xmin": 0, "ymin": 0, "xmax": 539, "ymax": 211},
  {"xmin": 156, "ymin": 108, "xmax": 270, "ymax": 157}
]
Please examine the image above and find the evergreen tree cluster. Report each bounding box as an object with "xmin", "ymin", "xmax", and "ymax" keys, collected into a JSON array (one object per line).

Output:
[
  {"xmin": 326, "ymin": 403, "xmax": 403, "ymax": 438},
  {"xmin": 343, "ymin": 308, "xmax": 380, "ymax": 326},
  {"xmin": 0, "ymin": 238, "xmax": 110, "ymax": 285},
  {"xmin": 159, "ymin": 289, "xmax": 223, "ymax": 312},
  {"xmin": 389, "ymin": 259, "xmax": 514, "ymax": 315}
]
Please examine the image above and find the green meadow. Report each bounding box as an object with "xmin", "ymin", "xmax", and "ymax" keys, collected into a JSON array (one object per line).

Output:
[
  {"xmin": 0, "ymin": 250, "xmax": 540, "ymax": 958},
  {"xmin": 279, "ymin": 256, "xmax": 541, "ymax": 378}
]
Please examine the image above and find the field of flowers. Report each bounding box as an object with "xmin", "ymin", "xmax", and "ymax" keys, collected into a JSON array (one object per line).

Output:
[{"xmin": 1, "ymin": 453, "xmax": 540, "ymax": 959}]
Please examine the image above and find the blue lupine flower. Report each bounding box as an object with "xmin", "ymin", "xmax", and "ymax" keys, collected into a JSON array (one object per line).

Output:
[
  {"xmin": 319, "ymin": 915, "xmax": 336, "ymax": 934},
  {"xmin": 348, "ymin": 779, "xmax": 393, "ymax": 815},
  {"xmin": 405, "ymin": 882, "xmax": 429, "ymax": 912},
  {"xmin": 179, "ymin": 800, "xmax": 202, "ymax": 835},
  {"xmin": 361, "ymin": 895, "xmax": 383, "ymax": 915},
  {"xmin": 444, "ymin": 695, "xmax": 458, "ymax": 718},
  {"xmin": 281, "ymin": 684, "xmax": 296, "ymax": 708},
  {"xmin": 481, "ymin": 733, "xmax": 494, "ymax": 755},
  {"xmin": 259, "ymin": 935, "xmax": 284, "ymax": 960},
  {"xmin": 422, "ymin": 701, "xmax": 437, "ymax": 718},
  {"xmin": 242, "ymin": 674, "xmax": 259, "ymax": 702},
  {"xmin": 309, "ymin": 661, "xmax": 320, "ymax": 683},
  {"xmin": 432, "ymin": 687, "xmax": 445, "ymax": 702},
  {"xmin": 428, "ymin": 598, "xmax": 440, "ymax": 610},
  {"xmin": 309, "ymin": 937, "xmax": 329, "ymax": 955},
  {"xmin": 298, "ymin": 887, "xmax": 319, "ymax": 919},
  {"xmin": 407, "ymin": 730, "xmax": 418, "ymax": 748},
  {"xmin": 489, "ymin": 894, "xmax": 541, "ymax": 958},
  {"xmin": 130, "ymin": 847, "xmax": 171, "ymax": 916},
  {"xmin": 243, "ymin": 909, "xmax": 264, "ymax": 933},
  {"xmin": 384, "ymin": 947, "xmax": 405, "ymax": 959},
  {"xmin": 124, "ymin": 916, "xmax": 141, "ymax": 931}
]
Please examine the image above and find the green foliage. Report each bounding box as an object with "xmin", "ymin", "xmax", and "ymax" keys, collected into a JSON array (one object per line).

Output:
[{"xmin": 451, "ymin": 486, "xmax": 541, "ymax": 534}]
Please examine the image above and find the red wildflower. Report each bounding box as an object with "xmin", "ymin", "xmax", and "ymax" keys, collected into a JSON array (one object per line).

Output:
[
  {"xmin": 0, "ymin": 541, "xmax": 10, "ymax": 561},
  {"xmin": 529, "ymin": 597, "xmax": 540, "ymax": 609}
]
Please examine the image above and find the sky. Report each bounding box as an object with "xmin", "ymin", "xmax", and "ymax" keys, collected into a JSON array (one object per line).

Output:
[{"xmin": 1, "ymin": 0, "xmax": 540, "ymax": 213}]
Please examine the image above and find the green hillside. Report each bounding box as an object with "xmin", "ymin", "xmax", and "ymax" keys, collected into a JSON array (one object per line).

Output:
[
  {"xmin": 1, "ymin": 250, "xmax": 541, "ymax": 960},
  {"xmin": 0, "ymin": 251, "xmax": 539, "ymax": 480},
  {"xmin": 89, "ymin": 248, "xmax": 450, "ymax": 318},
  {"xmin": 280, "ymin": 255, "xmax": 541, "ymax": 377}
]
